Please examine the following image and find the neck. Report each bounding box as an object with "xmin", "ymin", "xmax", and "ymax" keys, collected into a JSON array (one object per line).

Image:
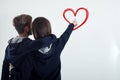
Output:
[{"xmin": 19, "ymin": 33, "xmax": 28, "ymax": 38}]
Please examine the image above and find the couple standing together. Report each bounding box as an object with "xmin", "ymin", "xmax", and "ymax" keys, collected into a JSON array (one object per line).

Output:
[{"xmin": 1, "ymin": 14, "xmax": 77, "ymax": 80}]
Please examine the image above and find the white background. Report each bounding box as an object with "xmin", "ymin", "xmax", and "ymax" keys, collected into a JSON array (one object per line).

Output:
[{"xmin": 0, "ymin": 0, "xmax": 120, "ymax": 80}]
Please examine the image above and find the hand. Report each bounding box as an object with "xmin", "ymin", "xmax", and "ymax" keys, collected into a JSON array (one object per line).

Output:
[
  {"xmin": 72, "ymin": 19, "xmax": 77, "ymax": 26},
  {"xmin": 9, "ymin": 63, "xmax": 14, "ymax": 71}
]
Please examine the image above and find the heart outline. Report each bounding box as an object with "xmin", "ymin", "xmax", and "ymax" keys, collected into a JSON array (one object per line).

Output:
[{"xmin": 63, "ymin": 8, "xmax": 89, "ymax": 30}]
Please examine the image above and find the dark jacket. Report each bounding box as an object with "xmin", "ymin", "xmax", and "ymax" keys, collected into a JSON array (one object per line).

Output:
[
  {"xmin": 1, "ymin": 23, "xmax": 74, "ymax": 80},
  {"xmin": 1, "ymin": 36, "xmax": 33, "ymax": 80}
]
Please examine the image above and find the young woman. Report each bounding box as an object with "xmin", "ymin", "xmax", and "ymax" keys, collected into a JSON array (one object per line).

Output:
[{"xmin": 31, "ymin": 17, "xmax": 77, "ymax": 80}]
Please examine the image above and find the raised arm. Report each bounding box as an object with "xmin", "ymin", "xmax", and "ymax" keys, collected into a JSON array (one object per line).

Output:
[
  {"xmin": 54, "ymin": 20, "xmax": 77, "ymax": 54},
  {"xmin": 59, "ymin": 19, "xmax": 77, "ymax": 44}
]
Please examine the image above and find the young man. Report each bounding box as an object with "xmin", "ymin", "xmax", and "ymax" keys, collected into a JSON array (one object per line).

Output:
[{"xmin": 1, "ymin": 14, "xmax": 32, "ymax": 80}]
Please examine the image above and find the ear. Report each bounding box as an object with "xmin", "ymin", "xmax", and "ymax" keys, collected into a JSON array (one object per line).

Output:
[{"xmin": 24, "ymin": 26, "xmax": 29, "ymax": 32}]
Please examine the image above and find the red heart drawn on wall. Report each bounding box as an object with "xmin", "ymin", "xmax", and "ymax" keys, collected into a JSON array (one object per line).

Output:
[{"xmin": 63, "ymin": 8, "xmax": 89, "ymax": 30}]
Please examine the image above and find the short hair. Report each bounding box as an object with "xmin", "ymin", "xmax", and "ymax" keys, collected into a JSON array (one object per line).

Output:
[
  {"xmin": 32, "ymin": 17, "xmax": 51, "ymax": 39},
  {"xmin": 13, "ymin": 14, "xmax": 32, "ymax": 34}
]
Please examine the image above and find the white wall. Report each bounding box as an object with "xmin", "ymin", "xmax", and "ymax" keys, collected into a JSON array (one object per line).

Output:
[{"xmin": 0, "ymin": 0, "xmax": 120, "ymax": 80}]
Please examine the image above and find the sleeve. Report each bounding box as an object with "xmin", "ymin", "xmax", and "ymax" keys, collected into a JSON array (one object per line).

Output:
[
  {"xmin": 1, "ymin": 47, "xmax": 9, "ymax": 80},
  {"xmin": 54, "ymin": 23, "xmax": 74, "ymax": 55}
]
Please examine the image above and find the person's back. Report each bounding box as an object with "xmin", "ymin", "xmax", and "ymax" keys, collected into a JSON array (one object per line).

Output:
[
  {"xmin": 31, "ymin": 17, "xmax": 77, "ymax": 80},
  {"xmin": 1, "ymin": 14, "xmax": 33, "ymax": 80}
]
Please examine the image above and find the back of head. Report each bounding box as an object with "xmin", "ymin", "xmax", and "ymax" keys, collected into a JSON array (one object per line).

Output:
[
  {"xmin": 32, "ymin": 17, "xmax": 51, "ymax": 40},
  {"xmin": 13, "ymin": 14, "xmax": 32, "ymax": 35}
]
